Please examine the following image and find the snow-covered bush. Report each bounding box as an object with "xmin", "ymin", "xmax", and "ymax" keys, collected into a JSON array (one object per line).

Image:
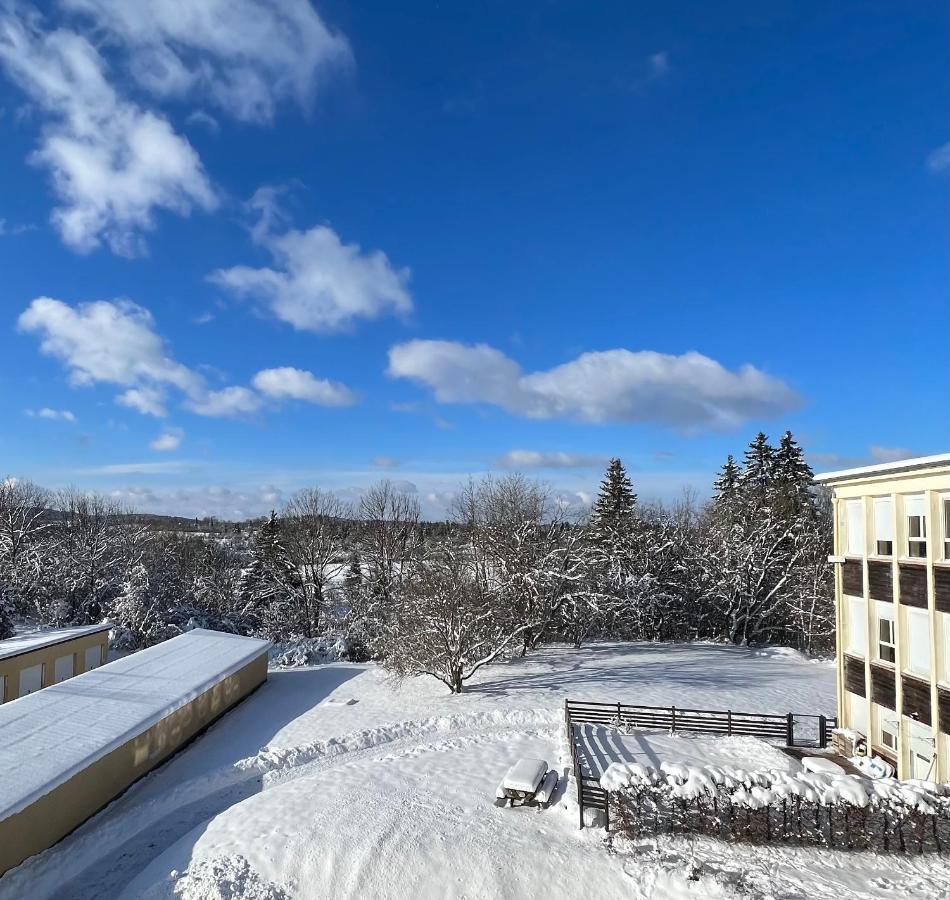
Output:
[
  {"xmin": 268, "ymin": 635, "xmax": 355, "ymax": 668},
  {"xmin": 601, "ymin": 760, "xmax": 950, "ymax": 853}
]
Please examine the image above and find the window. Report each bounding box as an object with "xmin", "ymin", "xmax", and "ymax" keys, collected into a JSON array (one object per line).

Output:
[
  {"xmin": 847, "ymin": 596, "xmax": 867, "ymax": 654},
  {"xmin": 880, "ymin": 714, "xmax": 898, "ymax": 752},
  {"xmin": 54, "ymin": 654, "xmax": 74, "ymax": 683},
  {"xmin": 847, "ymin": 691, "xmax": 868, "ymax": 737},
  {"xmin": 874, "ymin": 498, "xmax": 894, "ymax": 556},
  {"xmin": 907, "ymin": 720, "xmax": 935, "ymax": 781},
  {"xmin": 0, "ymin": 674, "xmax": 5, "ymax": 704},
  {"xmin": 943, "ymin": 495, "xmax": 950, "ymax": 560},
  {"xmin": 846, "ymin": 499, "xmax": 865, "ymax": 556},
  {"xmin": 905, "ymin": 495, "xmax": 927, "ymax": 558},
  {"xmin": 18, "ymin": 663, "xmax": 43, "ymax": 697},
  {"xmin": 877, "ymin": 603, "xmax": 896, "ymax": 664},
  {"xmin": 84, "ymin": 645, "xmax": 103, "ymax": 671},
  {"xmin": 905, "ymin": 609, "xmax": 931, "ymax": 677}
]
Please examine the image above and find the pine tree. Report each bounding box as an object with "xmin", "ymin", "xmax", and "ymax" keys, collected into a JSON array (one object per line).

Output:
[
  {"xmin": 739, "ymin": 432, "xmax": 776, "ymax": 499},
  {"xmin": 774, "ymin": 430, "xmax": 813, "ymax": 488},
  {"xmin": 0, "ymin": 582, "xmax": 16, "ymax": 640},
  {"xmin": 713, "ymin": 455, "xmax": 741, "ymax": 504},
  {"xmin": 238, "ymin": 512, "xmax": 305, "ymax": 640},
  {"xmin": 773, "ymin": 430, "xmax": 815, "ymax": 517},
  {"xmin": 590, "ymin": 458, "xmax": 637, "ymax": 538},
  {"xmin": 344, "ymin": 549, "xmax": 362, "ymax": 598}
]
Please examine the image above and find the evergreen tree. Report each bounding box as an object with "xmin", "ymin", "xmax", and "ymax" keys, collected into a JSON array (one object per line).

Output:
[
  {"xmin": 773, "ymin": 430, "xmax": 816, "ymax": 518},
  {"xmin": 739, "ymin": 432, "xmax": 776, "ymax": 499},
  {"xmin": 344, "ymin": 549, "xmax": 362, "ymax": 598},
  {"xmin": 712, "ymin": 455, "xmax": 741, "ymax": 504},
  {"xmin": 590, "ymin": 458, "xmax": 637, "ymax": 538},
  {"xmin": 0, "ymin": 582, "xmax": 16, "ymax": 640},
  {"xmin": 238, "ymin": 512, "xmax": 305, "ymax": 640}
]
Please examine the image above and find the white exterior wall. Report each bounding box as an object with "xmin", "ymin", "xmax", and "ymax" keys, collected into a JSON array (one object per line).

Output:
[{"xmin": 821, "ymin": 458, "xmax": 950, "ymax": 782}]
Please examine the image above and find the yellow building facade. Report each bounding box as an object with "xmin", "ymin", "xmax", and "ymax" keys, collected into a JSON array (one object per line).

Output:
[
  {"xmin": 0, "ymin": 624, "xmax": 110, "ymax": 703},
  {"xmin": 816, "ymin": 452, "xmax": 950, "ymax": 782}
]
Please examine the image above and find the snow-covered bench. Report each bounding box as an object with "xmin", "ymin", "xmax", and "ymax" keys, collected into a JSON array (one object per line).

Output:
[{"xmin": 495, "ymin": 758, "xmax": 558, "ymax": 808}]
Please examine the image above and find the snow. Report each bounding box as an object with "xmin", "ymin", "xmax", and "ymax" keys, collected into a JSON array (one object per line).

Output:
[
  {"xmin": 501, "ymin": 757, "xmax": 548, "ymax": 793},
  {"xmin": 0, "ymin": 641, "xmax": 946, "ymax": 899},
  {"xmin": 803, "ymin": 757, "xmax": 846, "ymax": 775},
  {"xmin": 0, "ymin": 623, "xmax": 109, "ymax": 661},
  {"xmin": 0, "ymin": 628, "xmax": 270, "ymax": 822},
  {"xmin": 535, "ymin": 769, "xmax": 558, "ymax": 804}
]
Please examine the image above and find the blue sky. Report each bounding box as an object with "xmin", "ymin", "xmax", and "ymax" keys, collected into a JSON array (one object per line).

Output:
[{"xmin": 0, "ymin": 1, "xmax": 946, "ymax": 519}]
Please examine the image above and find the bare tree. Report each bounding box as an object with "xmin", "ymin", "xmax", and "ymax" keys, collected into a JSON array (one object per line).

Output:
[
  {"xmin": 0, "ymin": 477, "xmax": 51, "ymax": 612},
  {"xmin": 43, "ymin": 489, "xmax": 126, "ymax": 624},
  {"xmin": 283, "ymin": 488, "xmax": 352, "ymax": 637},
  {"xmin": 378, "ymin": 545, "xmax": 531, "ymax": 693},
  {"xmin": 454, "ymin": 474, "xmax": 586, "ymax": 654},
  {"xmin": 358, "ymin": 480, "xmax": 422, "ymax": 603}
]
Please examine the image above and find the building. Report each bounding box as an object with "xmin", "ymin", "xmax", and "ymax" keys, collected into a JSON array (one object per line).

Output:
[
  {"xmin": 0, "ymin": 628, "xmax": 270, "ymax": 875},
  {"xmin": 815, "ymin": 452, "xmax": 950, "ymax": 782},
  {"xmin": 0, "ymin": 624, "xmax": 110, "ymax": 703}
]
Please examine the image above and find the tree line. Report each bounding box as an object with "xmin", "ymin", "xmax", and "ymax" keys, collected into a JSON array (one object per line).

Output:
[{"xmin": 0, "ymin": 430, "xmax": 833, "ymax": 691}]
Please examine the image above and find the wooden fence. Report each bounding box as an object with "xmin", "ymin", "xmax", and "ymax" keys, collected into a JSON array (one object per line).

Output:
[{"xmin": 565, "ymin": 699, "xmax": 836, "ymax": 829}]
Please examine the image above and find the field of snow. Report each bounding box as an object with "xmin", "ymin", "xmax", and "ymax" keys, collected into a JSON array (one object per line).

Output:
[{"xmin": 0, "ymin": 641, "xmax": 946, "ymax": 900}]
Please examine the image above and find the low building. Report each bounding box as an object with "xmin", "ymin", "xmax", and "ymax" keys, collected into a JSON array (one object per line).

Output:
[
  {"xmin": 0, "ymin": 624, "xmax": 110, "ymax": 703},
  {"xmin": 815, "ymin": 452, "xmax": 950, "ymax": 782},
  {"xmin": 0, "ymin": 628, "xmax": 270, "ymax": 875}
]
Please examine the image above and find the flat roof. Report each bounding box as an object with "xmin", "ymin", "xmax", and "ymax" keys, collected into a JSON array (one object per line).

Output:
[
  {"xmin": 0, "ymin": 624, "xmax": 110, "ymax": 663},
  {"xmin": 0, "ymin": 628, "xmax": 270, "ymax": 822},
  {"xmin": 814, "ymin": 452, "xmax": 950, "ymax": 485}
]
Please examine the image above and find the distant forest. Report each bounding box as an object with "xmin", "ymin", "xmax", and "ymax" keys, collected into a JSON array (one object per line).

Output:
[{"xmin": 0, "ymin": 430, "xmax": 833, "ymax": 691}]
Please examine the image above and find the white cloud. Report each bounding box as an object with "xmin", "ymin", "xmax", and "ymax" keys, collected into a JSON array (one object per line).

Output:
[
  {"xmin": 647, "ymin": 51, "xmax": 670, "ymax": 79},
  {"xmin": 185, "ymin": 110, "xmax": 220, "ymax": 133},
  {"xmin": 25, "ymin": 407, "xmax": 76, "ymax": 421},
  {"xmin": 869, "ymin": 445, "xmax": 914, "ymax": 464},
  {"xmin": 150, "ymin": 427, "xmax": 184, "ymax": 451},
  {"xmin": 80, "ymin": 460, "xmax": 201, "ymax": 475},
  {"xmin": 209, "ymin": 192, "xmax": 412, "ymax": 333},
  {"xmin": 0, "ymin": 14, "xmax": 216, "ymax": 256},
  {"xmin": 184, "ymin": 386, "xmax": 263, "ymax": 418},
  {"xmin": 388, "ymin": 341, "xmax": 800, "ymax": 430},
  {"xmin": 0, "ymin": 217, "xmax": 34, "ymax": 236},
  {"xmin": 116, "ymin": 386, "xmax": 168, "ymax": 417},
  {"xmin": 18, "ymin": 295, "xmax": 287, "ymax": 420},
  {"xmin": 18, "ymin": 297, "xmax": 203, "ymax": 393},
  {"xmin": 370, "ymin": 456, "xmax": 400, "ymax": 469},
  {"xmin": 810, "ymin": 445, "xmax": 917, "ymax": 470},
  {"xmin": 496, "ymin": 450, "xmax": 606, "ymax": 469},
  {"xmin": 62, "ymin": 0, "xmax": 353, "ymax": 124},
  {"xmin": 101, "ymin": 483, "xmax": 286, "ymax": 520},
  {"xmin": 926, "ymin": 142, "xmax": 950, "ymax": 173},
  {"xmin": 251, "ymin": 366, "xmax": 356, "ymax": 406}
]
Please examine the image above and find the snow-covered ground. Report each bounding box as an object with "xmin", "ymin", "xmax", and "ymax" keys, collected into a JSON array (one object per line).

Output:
[{"xmin": 0, "ymin": 642, "xmax": 946, "ymax": 900}]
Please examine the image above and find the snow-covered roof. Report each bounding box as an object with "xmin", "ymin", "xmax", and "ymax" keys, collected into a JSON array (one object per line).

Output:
[
  {"xmin": 813, "ymin": 452, "xmax": 950, "ymax": 485},
  {"xmin": 0, "ymin": 624, "xmax": 110, "ymax": 662},
  {"xmin": 0, "ymin": 628, "xmax": 270, "ymax": 822}
]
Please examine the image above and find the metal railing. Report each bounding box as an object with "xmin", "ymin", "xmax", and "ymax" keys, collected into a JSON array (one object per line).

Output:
[{"xmin": 565, "ymin": 699, "xmax": 836, "ymax": 829}]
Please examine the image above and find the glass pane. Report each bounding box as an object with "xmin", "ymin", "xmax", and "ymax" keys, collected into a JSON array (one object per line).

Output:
[
  {"xmin": 909, "ymin": 516, "xmax": 922, "ymax": 539},
  {"xmin": 909, "ymin": 540, "xmax": 926, "ymax": 558},
  {"xmin": 876, "ymin": 540, "xmax": 893, "ymax": 556}
]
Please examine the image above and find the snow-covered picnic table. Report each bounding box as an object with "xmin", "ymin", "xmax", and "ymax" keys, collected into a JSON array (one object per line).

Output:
[{"xmin": 495, "ymin": 758, "xmax": 558, "ymax": 807}]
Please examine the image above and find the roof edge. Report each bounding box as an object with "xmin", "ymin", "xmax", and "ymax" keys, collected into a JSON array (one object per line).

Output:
[{"xmin": 814, "ymin": 452, "xmax": 950, "ymax": 485}]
